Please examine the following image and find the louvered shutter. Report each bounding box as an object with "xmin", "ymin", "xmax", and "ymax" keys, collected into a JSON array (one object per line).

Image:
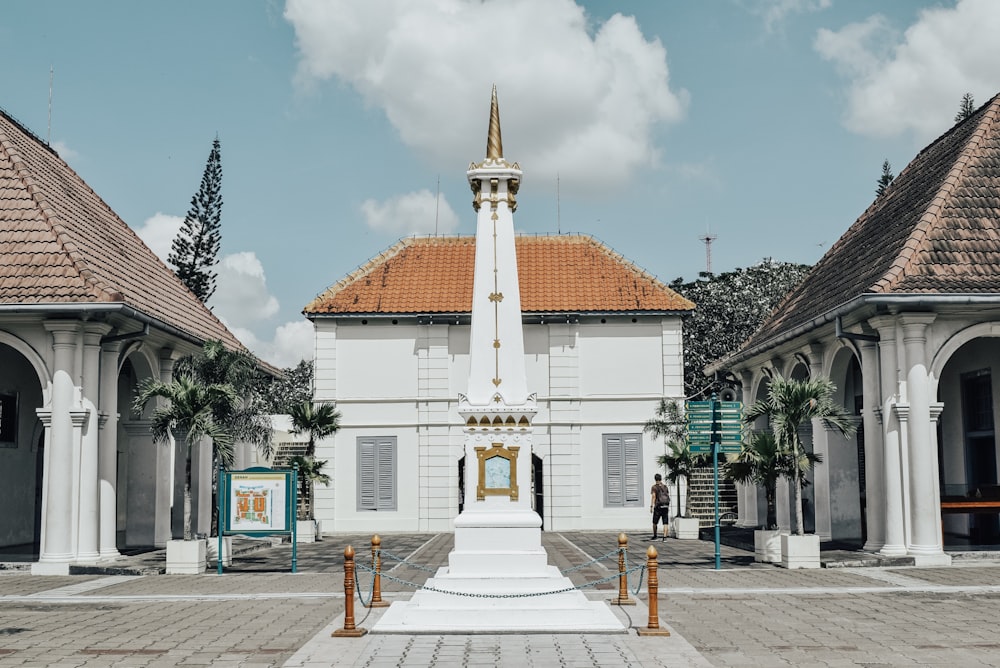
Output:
[
  {"xmin": 358, "ymin": 439, "xmax": 376, "ymax": 510},
  {"xmin": 623, "ymin": 434, "xmax": 642, "ymax": 506},
  {"xmin": 376, "ymin": 438, "xmax": 396, "ymax": 511},
  {"xmin": 604, "ymin": 435, "xmax": 623, "ymax": 506}
]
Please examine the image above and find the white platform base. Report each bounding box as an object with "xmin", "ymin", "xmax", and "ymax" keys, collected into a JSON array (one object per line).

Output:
[
  {"xmin": 296, "ymin": 520, "xmax": 317, "ymax": 544},
  {"xmin": 672, "ymin": 517, "xmax": 701, "ymax": 540},
  {"xmin": 166, "ymin": 539, "xmax": 207, "ymax": 575},
  {"xmin": 207, "ymin": 536, "xmax": 233, "ymax": 567},
  {"xmin": 910, "ymin": 552, "xmax": 952, "ymax": 567},
  {"xmin": 31, "ymin": 561, "xmax": 70, "ymax": 575},
  {"xmin": 375, "ymin": 507, "xmax": 623, "ymax": 633}
]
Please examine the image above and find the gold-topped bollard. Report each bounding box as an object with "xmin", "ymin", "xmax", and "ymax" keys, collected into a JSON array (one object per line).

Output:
[
  {"xmin": 611, "ymin": 533, "xmax": 635, "ymax": 605},
  {"xmin": 636, "ymin": 545, "xmax": 670, "ymax": 636},
  {"xmin": 332, "ymin": 545, "xmax": 368, "ymax": 638},
  {"xmin": 369, "ymin": 534, "xmax": 390, "ymax": 608}
]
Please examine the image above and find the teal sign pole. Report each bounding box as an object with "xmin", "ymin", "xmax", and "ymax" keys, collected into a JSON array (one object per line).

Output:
[{"xmin": 687, "ymin": 394, "xmax": 744, "ymax": 571}]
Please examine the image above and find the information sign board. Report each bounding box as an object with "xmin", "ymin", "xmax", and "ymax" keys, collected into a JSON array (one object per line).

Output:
[{"xmin": 219, "ymin": 466, "xmax": 298, "ymax": 574}]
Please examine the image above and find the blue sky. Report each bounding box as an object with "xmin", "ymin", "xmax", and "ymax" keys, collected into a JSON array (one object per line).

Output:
[{"xmin": 2, "ymin": 0, "xmax": 999, "ymax": 366}]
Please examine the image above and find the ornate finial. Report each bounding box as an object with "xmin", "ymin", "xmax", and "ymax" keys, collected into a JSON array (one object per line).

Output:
[{"xmin": 486, "ymin": 84, "xmax": 503, "ymax": 160}]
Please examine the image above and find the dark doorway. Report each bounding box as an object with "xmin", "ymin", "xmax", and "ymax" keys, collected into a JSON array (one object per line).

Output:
[
  {"xmin": 962, "ymin": 370, "xmax": 999, "ymax": 543},
  {"xmin": 532, "ymin": 454, "xmax": 544, "ymax": 530},
  {"xmin": 32, "ymin": 433, "xmax": 43, "ymax": 557},
  {"xmin": 457, "ymin": 455, "xmax": 465, "ymax": 515}
]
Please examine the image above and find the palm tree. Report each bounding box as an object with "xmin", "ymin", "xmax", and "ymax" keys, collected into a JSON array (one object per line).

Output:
[
  {"xmin": 726, "ymin": 431, "xmax": 820, "ymax": 530},
  {"xmin": 288, "ymin": 401, "xmax": 341, "ymax": 520},
  {"xmin": 645, "ymin": 398, "xmax": 704, "ymax": 517},
  {"xmin": 744, "ymin": 377, "xmax": 854, "ymax": 535},
  {"xmin": 133, "ymin": 374, "xmax": 239, "ymax": 540}
]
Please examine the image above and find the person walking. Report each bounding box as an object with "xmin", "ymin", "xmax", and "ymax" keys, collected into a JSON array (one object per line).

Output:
[{"xmin": 650, "ymin": 473, "xmax": 671, "ymax": 540}]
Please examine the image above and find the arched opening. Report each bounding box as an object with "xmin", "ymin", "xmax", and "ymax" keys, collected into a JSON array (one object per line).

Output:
[
  {"xmin": 829, "ymin": 347, "xmax": 865, "ymax": 546},
  {"xmin": 532, "ymin": 453, "xmax": 544, "ymax": 530},
  {"xmin": 937, "ymin": 336, "xmax": 1000, "ymax": 548},
  {"xmin": 0, "ymin": 341, "xmax": 46, "ymax": 560},
  {"xmin": 788, "ymin": 362, "xmax": 815, "ymax": 534}
]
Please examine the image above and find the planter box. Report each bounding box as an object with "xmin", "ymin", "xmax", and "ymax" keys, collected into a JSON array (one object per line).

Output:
[
  {"xmin": 754, "ymin": 529, "xmax": 783, "ymax": 563},
  {"xmin": 780, "ymin": 533, "xmax": 821, "ymax": 569},
  {"xmin": 166, "ymin": 539, "xmax": 207, "ymax": 575},
  {"xmin": 672, "ymin": 517, "xmax": 701, "ymax": 540},
  {"xmin": 206, "ymin": 536, "xmax": 233, "ymax": 567},
  {"xmin": 296, "ymin": 519, "xmax": 317, "ymax": 544}
]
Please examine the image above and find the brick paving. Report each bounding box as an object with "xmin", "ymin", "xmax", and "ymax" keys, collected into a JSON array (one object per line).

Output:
[{"xmin": 3, "ymin": 533, "xmax": 1000, "ymax": 666}]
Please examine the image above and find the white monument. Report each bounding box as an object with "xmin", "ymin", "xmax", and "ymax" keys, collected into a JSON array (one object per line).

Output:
[{"xmin": 374, "ymin": 88, "xmax": 623, "ymax": 633}]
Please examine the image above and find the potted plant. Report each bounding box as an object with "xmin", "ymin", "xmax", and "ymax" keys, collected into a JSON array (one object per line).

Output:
[
  {"xmin": 744, "ymin": 377, "xmax": 854, "ymax": 568},
  {"xmin": 725, "ymin": 431, "xmax": 795, "ymax": 562},
  {"xmin": 646, "ymin": 399, "xmax": 706, "ymax": 539},
  {"xmin": 134, "ymin": 374, "xmax": 238, "ymax": 574},
  {"xmin": 288, "ymin": 400, "xmax": 341, "ymax": 541}
]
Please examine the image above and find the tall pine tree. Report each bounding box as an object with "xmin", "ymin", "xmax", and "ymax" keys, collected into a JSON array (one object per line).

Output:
[
  {"xmin": 955, "ymin": 93, "xmax": 976, "ymax": 123},
  {"xmin": 170, "ymin": 138, "xmax": 222, "ymax": 303},
  {"xmin": 876, "ymin": 159, "xmax": 894, "ymax": 198}
]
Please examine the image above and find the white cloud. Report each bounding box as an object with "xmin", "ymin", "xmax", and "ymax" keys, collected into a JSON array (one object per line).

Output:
[
  {"xmin": 134, "ymin": 212, "xmax": 182, "ymax": 265},
  {"xmin": 135, "ymin": 213, "xmax": 299, "ymax": 366},
  {"xmin": 361, "ymin": 190, "xmax": 459, "ymax": 236},
  {"xmin": 51, "ymin": 140, "xmax": 80, "ymax": 162},
  {"xmin": 230, "ymin": 319, "xmax": 315, "ymax": 369},
  {"xmin": 749, "ymin": 0, "xmax": 832, "ymax": 33},
  {"xmin": 284, "ymin": 0, "xmax": 687, "ymax": 193},
  {"xmin": 815, "ymin": 0, "xmax": 1000, "ymax": 140}
]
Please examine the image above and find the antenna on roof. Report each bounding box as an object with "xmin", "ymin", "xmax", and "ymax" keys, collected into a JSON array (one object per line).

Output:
[
  {"xmin": 47, "ymin": 66, "xmax": 53, "ymax": 145},
  {"xmin": 699, "ymin": 225, "xmax": 717, "ymax": 274},
  {"xmin": 434, "ymin": 175, "xmax": 440, "ymax": 236},
  {"xmin": 557, "ymin": 173, "xmax": 561, "ymax": 234}
]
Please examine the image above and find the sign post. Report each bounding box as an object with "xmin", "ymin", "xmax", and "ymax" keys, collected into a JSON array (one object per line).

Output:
[
  {"xmin": 218, "ymin": 465, "xmax": 298, "ymax": 574},
  {"xmin": 686, "ymin": 395, "xmax": 744, "ymax": 570}
]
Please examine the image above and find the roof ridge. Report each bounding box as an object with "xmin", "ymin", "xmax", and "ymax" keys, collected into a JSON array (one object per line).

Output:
[
  {"xmin": 0, "ymin": 119, "xmax": 123, "ymax": 302},
  {"xmin": 309, "ymin": 237, "xmax": 415, "ymax": 304},
  {"xmin": 872, "ymin": 94, "xmax": 1000, "ymax": 293}
]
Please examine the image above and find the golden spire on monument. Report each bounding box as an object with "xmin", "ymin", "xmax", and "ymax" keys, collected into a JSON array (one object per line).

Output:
[{"xmin": 486, "ymin": 83, "xmax": 503, "ymax": 161}]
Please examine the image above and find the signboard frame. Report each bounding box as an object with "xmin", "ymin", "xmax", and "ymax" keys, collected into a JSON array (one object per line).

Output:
[{"xmin": 218, "ymin": 466, "xmax": 298, "ymax": 573}]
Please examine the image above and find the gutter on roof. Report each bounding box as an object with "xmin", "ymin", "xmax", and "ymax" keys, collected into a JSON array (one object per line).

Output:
[
  {"xmin": 706, "ymin": 294, "xmax": 1000, "ymax": 374},
  {"xmin": 0, "ymin": 303, "xmax": 206, "ymax": 347}
]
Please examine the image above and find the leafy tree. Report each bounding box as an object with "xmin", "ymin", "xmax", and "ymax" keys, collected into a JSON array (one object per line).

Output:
[
  {"xmin": 955, "ymin": 93, "xmax": 976, "ymax": 123},
  {"xmin": 876, "ymin": 159, "xmax": 894, "ymax": 198},
  {"xmin": 289, "ymin": 455, "xmax": 330, "ymax": 521},
  {"xmin": 288, "ymin": 400, "xmax": 341, "ymax": 520},
  {"xmin": 265, "ymin": 359, "xmax": 315, "ymax": 414},
  {"xmin": 169, "ymin": 137, "xmax": 222, "ymax": 302},
  {"xmin": 670, "ymin": 260, "xmax": 811, "ymax": 397},
  {"xmin": 644, "ymin": 398, "xmax": 705, "ymax": 517},
  {"xmin": 133, "ymin": 375, "xmax": 238, "ymax": 540},
  {"xmin": 743, "ymin": 377, "xmax": 854, "ymax": 535},
  {"xmin": 174, "ymin": 340, "xmax": 273, "ymax": 459}
]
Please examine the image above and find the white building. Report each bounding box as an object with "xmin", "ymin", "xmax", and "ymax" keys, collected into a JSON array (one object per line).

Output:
[
  {"xmin": 0, "ymin": 107, "xmax": 249, "ymax": 573},
  {"xmin": 712, "ymin": 91, "xmax": 1000, "ymax": 564},
  {"xmin": 305, "ymin": 235, "xmax": 692, "ymax": 533}
]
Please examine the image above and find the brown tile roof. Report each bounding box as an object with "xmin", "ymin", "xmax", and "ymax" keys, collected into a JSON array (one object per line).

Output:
[
  {"xmin": 0, "ymin": 108, "xmax": 242, "ymax": 349},
  {"xmin": 304, "ymin": 235, "xmax": 694, "ymax": 315},
  {"xmin": 738, "ymin": 91, "xmax": 1000, "ymax": 355}
]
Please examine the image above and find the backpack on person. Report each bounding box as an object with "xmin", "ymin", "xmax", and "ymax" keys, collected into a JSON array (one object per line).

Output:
[{"xmin": 654, "ymin": 482, "xmax": 670, "ymax": 507}]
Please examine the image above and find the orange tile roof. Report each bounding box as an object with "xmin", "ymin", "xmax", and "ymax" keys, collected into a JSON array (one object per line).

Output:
[
  {"xmin": 0, "ymin": 108, "xmax": 243, "ymax": 349},
  {"xmin": 737, "ymin": 91, "xmax": 1000, "ymax": 357},
  {"xmin": 304, "ymin": 235, "xmax": 694, "ymax": 315}
]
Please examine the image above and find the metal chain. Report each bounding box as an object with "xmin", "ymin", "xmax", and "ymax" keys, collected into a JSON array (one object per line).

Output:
[
  {"xmin": 377, "ymin": 549, "xmax": 439, "ymax": 573},
  {"xmin": 559, "ymin": 547, "xmax": 622, "ymax": 574},
  {"xmin": 355, "ymin": 560, "xmax": 645, "ymax": 599},
  {"xmin": 353, "ymin": 561, "xmax": 375, "ymax": 608}
]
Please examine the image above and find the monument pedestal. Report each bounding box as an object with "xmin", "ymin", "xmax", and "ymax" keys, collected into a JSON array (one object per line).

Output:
[{"xmin": 374, "ymin": 508, "xmax": 623, "ymax": 633}]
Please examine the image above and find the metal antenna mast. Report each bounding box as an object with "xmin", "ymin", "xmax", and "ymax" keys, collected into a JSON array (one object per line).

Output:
[
  {"xmin": 557, "ymin": 173, "xmax": 561, "ymax": 234},
  {"xmin": 47, "ymin": 66, "xmax": 53, "ymax": 145},
  {"xmin": 699, "ymin": 230, "xmax": 718, "ymax": 274},
  {"xmin": 434, "ymin": 175, "xmax": 440, "ymax": 235}
]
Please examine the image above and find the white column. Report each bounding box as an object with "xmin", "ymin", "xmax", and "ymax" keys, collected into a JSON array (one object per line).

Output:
[
  {"xmin": 37, "ymin": 321, "xmax": 80, "ymax": 569},
  {"xmin": 736, "ymin": 370, "xmax": 758, "ymax": 527},
  {"xmin": 98, "ymin": 339, "xmax": 121, "ymax": 557},
  {"xmin": 900, "ymin": 314, "xmax": 947, "ymax": 562},
  {"xmin": 77, "ymin": 323, "xmax": 110, "ymax": 561},
  {"xmin": 806, "ymin": 345, "xmax": 831, "ymax": 540},
  {"xmin": 859, "ymin": 339, "xmax": 885, "ymax": 551},
  {"xmin": 870, "ymin": 316, "xmax": 907, "ymax": 556}
]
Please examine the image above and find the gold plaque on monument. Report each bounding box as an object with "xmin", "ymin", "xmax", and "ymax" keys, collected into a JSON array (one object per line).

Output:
[{"xmin": 475, "ymin": 443, "xmax": 519, "ymax": 501}]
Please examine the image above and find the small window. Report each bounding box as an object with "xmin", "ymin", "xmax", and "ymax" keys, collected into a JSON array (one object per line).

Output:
[
  {"xmin": 357, "ymin": 437, "xmax": 397, "ymax": 511},
  {"xmin": 603, "ymin": 433, "xmax": 642, "ymax": 507}
]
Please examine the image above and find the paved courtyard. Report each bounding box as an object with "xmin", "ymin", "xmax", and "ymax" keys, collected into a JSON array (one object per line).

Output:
[{"xmin": 2, "ymin": 532, "xmax": 1000, "ymax": 666}]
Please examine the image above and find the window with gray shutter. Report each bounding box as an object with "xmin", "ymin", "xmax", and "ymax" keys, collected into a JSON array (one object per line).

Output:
[
  {"xmin": 357, "ymin": 437, "xmax": 397, "ymax": 511},
  {"xmin": 603, "ymin": 433, "xmax": 643, "ymax": 507}
]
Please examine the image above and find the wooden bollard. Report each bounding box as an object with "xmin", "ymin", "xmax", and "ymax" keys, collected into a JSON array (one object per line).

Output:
[
  {"xmin": 611, "ymin": 532, "xmax": 635, "ymax": 605},
  {"xmin": 636, "ymin": 544, "xmax": 670, "ymax": 636},
  {"xmin": 332, "ymin": 545, "xmax": 368, "ymax": 637},
  {"xmin": 369, "ymin": 534, "xmax": 390, "ymax": 608}
]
